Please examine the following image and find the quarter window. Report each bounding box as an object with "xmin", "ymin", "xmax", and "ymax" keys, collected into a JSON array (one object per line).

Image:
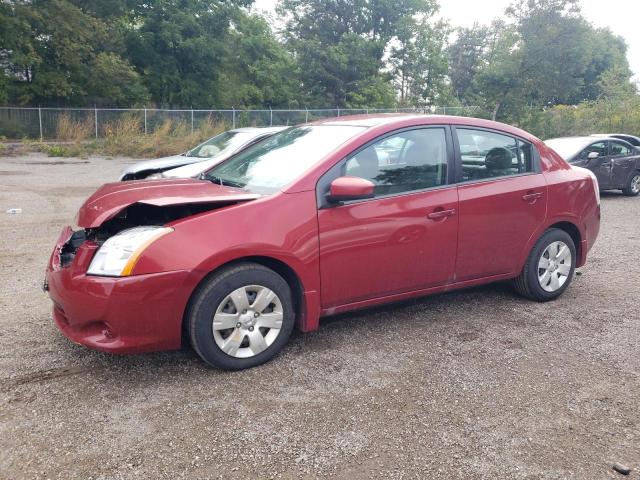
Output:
[
  {"xmin": 344, "ymin": 128, "xmax": 448, "ymax": 196},
  {"xmin": 456, "ymin": 129, "xmax": 533, "ymax": 181}
]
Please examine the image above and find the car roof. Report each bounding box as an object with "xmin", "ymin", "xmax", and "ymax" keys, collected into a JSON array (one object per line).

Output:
[
  {"xmin": 590, "ymin": 133, "xmax": 638, "ymax": 138},
  {"xmin": 309, "ymin": 113, "xmax": 424, "ymax": 127},
  {"xmin": 307, "ymin": 114, "xmax": 539, "ymax": 141},
  {"xmin": 546, "ymin": 136, "xmax": 599, "ymax": 143}
]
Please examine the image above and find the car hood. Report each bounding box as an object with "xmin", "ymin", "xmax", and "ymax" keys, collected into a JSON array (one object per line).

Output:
[
  {"xmin": 119, "ymin": 154, "xmax": 204, "ymax": 179},
  {"xmin": 77, "ymin": 178, "xmax": 260, "ymax": 228}
]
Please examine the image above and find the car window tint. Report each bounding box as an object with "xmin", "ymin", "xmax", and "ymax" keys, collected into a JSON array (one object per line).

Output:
[
  {"xmin": 457, "ymin": 129, "xmax": 528, "ymax": 181},
  {"xmin": 579, "ymin": 141, "xmax": 607, "ymax": 160},
  {"xmin": 610, "ymin": 141, "xmax": 632, "ymax": 157},
  {"xmin": 344, "ymin": 128, "xmax": 447, "ymax": 196}
]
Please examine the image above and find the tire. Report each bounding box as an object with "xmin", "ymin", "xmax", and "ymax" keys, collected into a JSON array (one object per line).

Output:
[
  {"xmin": 622, "ymin": 171, "xmax": 640, "ymax": 196},
  {"xmin": 513, "ymin": 228, "xmax": 576, "ymax": 302},
  {"xmin": 187, "ymin": 262, "xmax": 295, "ymax": 370}
]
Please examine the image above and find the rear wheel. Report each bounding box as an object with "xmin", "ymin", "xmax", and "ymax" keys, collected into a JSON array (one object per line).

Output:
[
  {"xmin": 622, "ymin": 171, "xmax": 640, "ymax": 196},
  {"xmin": 513, "ymin": 228, "xmax": 576, "ymax": 302},
  {"xmin": 187, "ymin": 262, "xmax": 295, "ymax": 370}
]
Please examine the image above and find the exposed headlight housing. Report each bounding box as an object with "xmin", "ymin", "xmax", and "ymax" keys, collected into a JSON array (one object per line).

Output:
[{"xmin": 87, "ymin": 226, "xmax": 173, "ymax": 277}]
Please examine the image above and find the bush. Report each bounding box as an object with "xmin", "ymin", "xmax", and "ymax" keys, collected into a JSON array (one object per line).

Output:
[
  {"xmin": 55, "ymin": 114, "xmax": 94, "ymax": 142},
  {"xmin": 101, "ymin": 115, "xmax": 227, "ymax": 158}
]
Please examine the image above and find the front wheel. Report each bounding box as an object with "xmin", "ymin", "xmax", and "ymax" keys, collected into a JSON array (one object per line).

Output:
[
  {"xmin": 513, "ymin": 228, "xmax": 576, "ymax": 302},
  {"xmin": 622, "ymin": 171, "xmax": 640, "ymax": 196},
  {"xmin": 187, "ymin": 262, "xmax": 295, "ymax": 370}
]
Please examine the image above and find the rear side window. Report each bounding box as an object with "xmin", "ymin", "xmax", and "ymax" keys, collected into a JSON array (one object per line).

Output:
[
  {"xmin": 344, "ymin": 128, "xmax": 448, "ymax": 197},
  {"xmin": 456, "ymin": 128, "xmax": 534, "ymax": 182}
]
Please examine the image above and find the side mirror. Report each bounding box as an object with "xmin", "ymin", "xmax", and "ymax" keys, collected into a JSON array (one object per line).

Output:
[
  {"xmin": 327, "ymin": 176, "xmax": 375, "ymax": 203},
  {"xmin": 587, "ymin": 151, "xmax": 600, "ymax": 160}
]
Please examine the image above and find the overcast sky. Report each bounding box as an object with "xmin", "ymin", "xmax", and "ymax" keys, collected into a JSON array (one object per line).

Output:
[{"xmin": 253, "ymin": 0, "xmax": 640, "ymax": 82}]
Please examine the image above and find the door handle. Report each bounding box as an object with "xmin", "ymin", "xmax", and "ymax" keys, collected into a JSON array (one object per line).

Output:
[
  {"xmin": 427, "ymin": 208, "xmax": 456, "ymax": 220},
  {"xmin": 522, "ymin": 192, "xmax": 543, "ymax": 202}
]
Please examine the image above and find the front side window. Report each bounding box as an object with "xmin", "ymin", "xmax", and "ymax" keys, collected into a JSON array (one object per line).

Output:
[
  {"xmin": 203, "ymin": 125, "xmax": 365, "ymax": 193},
  {"xmin": 344, "ymin": 128, "xmax": 448, "ymax": 196},
  {"xmin": 579, "ymin": 141, "xmax": 607, "ymax": 161},
  {"xmin": 457, "ymin": 128, "xmax": 533, "ymax": 181},
  {"xmin": 610, "ymin": 141, "xmax": 632, "ymax": 157}
]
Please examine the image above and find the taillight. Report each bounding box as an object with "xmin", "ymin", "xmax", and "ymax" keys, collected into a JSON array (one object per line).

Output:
[{"xmin": 588, "ymin": 171, "xmax": 600, "ymax": 205}]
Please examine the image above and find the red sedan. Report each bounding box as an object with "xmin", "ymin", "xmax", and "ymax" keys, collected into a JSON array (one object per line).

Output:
[{"xmin": 45, "ymin": 115, "xmax": 601, "ymax": 369}]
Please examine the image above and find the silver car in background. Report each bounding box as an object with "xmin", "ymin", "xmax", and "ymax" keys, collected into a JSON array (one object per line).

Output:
[{"xmin": 119, "ymin": 126, "xmax": 287, "ymax": 180}]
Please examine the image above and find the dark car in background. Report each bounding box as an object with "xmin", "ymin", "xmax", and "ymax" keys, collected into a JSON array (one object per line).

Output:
[
  {"xmin": 590, "ymin": 133, "xmax": 640, "ymax": 147},
  {"xmin": 545, "ymin": 136, "xmax": 640, "ymax": 196}
]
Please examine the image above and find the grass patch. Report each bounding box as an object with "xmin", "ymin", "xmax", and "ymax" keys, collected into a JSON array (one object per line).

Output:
[
  {"xmin": 101, "ymin": 115, "xmax": 226, "ymax": 157},
  {"xmin": 0, "ymin": 114, "xmax": 229, "ymax": 159}
]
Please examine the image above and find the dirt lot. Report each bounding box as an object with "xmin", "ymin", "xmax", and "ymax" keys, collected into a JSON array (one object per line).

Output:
[{"xmin": 0, "ymin": 153, "xmax": 638, "ymax": 479}]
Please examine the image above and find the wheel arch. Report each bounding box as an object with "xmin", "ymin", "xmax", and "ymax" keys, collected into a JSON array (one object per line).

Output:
[
  {"xmin": 547, "ymin": 221, "xmax": 582, "ymax": 260},
  {"xmin": 518, "ymin": 218, "xmax": 585, "ymax": 275},
  {"xmin": 181, "ymin": 255, "xmax": 308, "ymax": 344}
]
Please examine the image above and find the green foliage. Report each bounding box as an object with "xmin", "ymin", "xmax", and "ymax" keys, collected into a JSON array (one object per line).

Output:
[
  {"xmin": 216, "ymin": 14, "xmax": 302, "ymax": 108},
  {"xmin": 46, "ymin": 145, "xmax": 78, "ymax": 157},
  {"xmin": 390, "ymin": 16, "xmax": 453, "ymax": 107},
  {"xmin": 279, "ymin": 0, "xmax": 437, "ymax": 107},
  {"xmin": 0, "ymin": 0, "xmax": 637, "ymax": 130}
]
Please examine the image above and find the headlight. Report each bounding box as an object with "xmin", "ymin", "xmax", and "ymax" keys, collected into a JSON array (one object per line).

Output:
[
  {"xmin": 146, "ymin": 172, "xmax": 165, "ymax": 180},
  {"xmin": 87, "ymin": 226, "xmax": 173, "ymax": 277}
]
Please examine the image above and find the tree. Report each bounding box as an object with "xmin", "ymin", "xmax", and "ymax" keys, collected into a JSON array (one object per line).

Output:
[
  {"xmin": 473, "ymin": 21, "xmax": 524, "ymax": 120},
  {"xmin": 447, "ymin": 24, "xmax": 492, "ymax": 104},
  {"xmin": 390, "ymin": 17, "xmax": 452, "ymax": 107},
  {"xmin": 278, "ymin": 0, "xmax": 436, "ymax": 107},
  {"xmin": 124, "ymin": 1, "xmax": 252, "ymax": 107},
  {"xmin": 215, "ymin": 13, "xmax": 302, "ymax": 108},
  {"xmin": 0, "ymin": 0, "xmax": 148, "ymax": 106}
]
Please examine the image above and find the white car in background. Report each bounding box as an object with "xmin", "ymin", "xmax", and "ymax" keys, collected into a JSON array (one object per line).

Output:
[{"xmin": 119, "ymin": 126, "xmax": 287, "ymax": 180}]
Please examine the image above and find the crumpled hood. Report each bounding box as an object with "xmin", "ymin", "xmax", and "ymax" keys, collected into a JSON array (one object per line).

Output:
[{"xmin": 77, "ymin": 178, "xmax": 260, "ymax": 228}]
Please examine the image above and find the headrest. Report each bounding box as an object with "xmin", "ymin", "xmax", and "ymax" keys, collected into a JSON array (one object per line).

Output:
[{"xmin": 485, "ymin": 147, "xmax": 513, "ymax": 170}]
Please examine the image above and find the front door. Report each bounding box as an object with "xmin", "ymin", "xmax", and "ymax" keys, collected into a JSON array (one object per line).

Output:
[
  {"xmin": 578, "ymin": 140, "xmax": 612, "ymax": 189},
  {"xmin": 317, "ymin": 127, "xmax": 459, "ymax": 308}
]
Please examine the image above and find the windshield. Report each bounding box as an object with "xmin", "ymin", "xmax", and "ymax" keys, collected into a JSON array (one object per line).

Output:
[
  {"xmin": 187, "ymin": 131, "xmax": 254, "ymax": 158},
  {"xmin": 203, "ymin": 125, "xmax": 366, "ymax": 193},
  {"xmin": 544, "ymin": 138, "xmax": 592, "ymax": 160}
]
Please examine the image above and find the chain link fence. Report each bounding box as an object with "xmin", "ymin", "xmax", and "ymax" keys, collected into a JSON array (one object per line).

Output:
[{"xmin": 0, "ymin": 106, "xmax": 481, "ymax": 140}]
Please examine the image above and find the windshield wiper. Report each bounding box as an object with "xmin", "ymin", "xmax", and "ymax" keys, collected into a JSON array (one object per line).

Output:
[{"xmin": 202, "ymin": 174, "xmax": 245, "ymax": 189}]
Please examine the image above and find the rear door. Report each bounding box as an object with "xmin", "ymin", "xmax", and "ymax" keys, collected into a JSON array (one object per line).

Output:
[
  {"xmin": 609, "ymin": 140, "xmax": 639, "ymax": 189},
  {"xmin": 317, "ymin": 126, "xmax": 459, "ymax": 308},
  {"xmin": 453, "ymin": 127, "xmax": 547, "ymax": 281}
]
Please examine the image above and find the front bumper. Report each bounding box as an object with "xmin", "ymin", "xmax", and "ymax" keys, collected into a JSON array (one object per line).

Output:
[{"xmin": 45, "ymin": 227, "xmax": 194, "ymax": 354}]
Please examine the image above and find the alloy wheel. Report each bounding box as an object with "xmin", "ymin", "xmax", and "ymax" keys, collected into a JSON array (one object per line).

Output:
[
  {"xmin": 537, "ymin": 241, "xmax": 572, "ymax": 292},
  {"xmin": 212, "ymin": 285, "xmax": 284, "ymax": 358},
  {"xmin": 631, "ymin": 174, "xmax": 640, "ymax": 194}
]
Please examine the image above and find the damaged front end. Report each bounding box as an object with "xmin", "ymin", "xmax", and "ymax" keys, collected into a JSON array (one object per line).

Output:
[
  {"xmin": 53, "ymin": 178, "xmax": 261, "ymax": 273},
  {"xmin": 57, "ymin": 200, "xmax": 252, "ymax": 272}
]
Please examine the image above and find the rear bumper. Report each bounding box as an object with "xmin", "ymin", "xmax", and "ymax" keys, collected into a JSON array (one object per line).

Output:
[{"xmin": 46, "ymin": 227, "xmax": 194, "ymax": 354}]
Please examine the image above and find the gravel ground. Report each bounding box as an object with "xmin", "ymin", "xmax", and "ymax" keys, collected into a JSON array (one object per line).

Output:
[{"xmin": 0, "ymin": 153, "xmax": 638, "ymax": 480}]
